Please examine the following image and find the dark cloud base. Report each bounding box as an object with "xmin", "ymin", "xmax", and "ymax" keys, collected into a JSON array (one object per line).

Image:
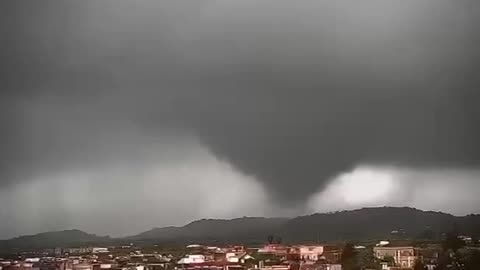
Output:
[{"xmin": 1, "ymin": 0, "xmax": 479, "ymax": 206}]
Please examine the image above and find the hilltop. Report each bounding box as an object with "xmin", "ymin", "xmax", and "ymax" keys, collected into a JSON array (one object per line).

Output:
[
  {"xmin": 1, "ymin": 207, "xmax": 479, "ymax": 252},
  {"xmin": 0, "ymin": 229, "xmax": 110, "ymax": 251},
  {"xmin": 129, "ymin": 207, "xmax": 480, "ymax": 243}
]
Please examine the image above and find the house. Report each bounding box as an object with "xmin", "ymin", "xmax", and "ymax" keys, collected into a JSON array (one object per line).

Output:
[
  {"xmin": 416, "ymin": 246, "xmax": 441, "ymax": 266},
  {"xmin": 92, "ymin": 248, "xmax": 109, "ymax": 254},
  {"xmin": 177, "ymin": 255, "xmax": 206, "ymax": 264},
  {"xmin": 226, "ymin": 253, "xmax": 241, "ymax": 263},
  {"xmin": 323, "ymin": 265, "xmax": 341, "ymax": 270},
  {"xmin": 225, "ymin": 253, "xmax": 254, "ymax": 264},
  {"xmin": 319, "ymin": 246, "xmax": 342, "ymax": 264},
  {"xmin": 297, "ymin": 246, "xmax": 324, "ymax": 262},
  {"xmin": 258, "ymin": 245, "xmax": 289, "ymax": 256},
  {"xmin": 374, "ymin": 246, "xmax": 417, "ymax": 268},
  {"xmin": 255, "ymin": 265, "xmax": 290, "ymax": 270},
  {"xmin": 178, "ymin": 261, "xmax": 242, "ymax": 270}
]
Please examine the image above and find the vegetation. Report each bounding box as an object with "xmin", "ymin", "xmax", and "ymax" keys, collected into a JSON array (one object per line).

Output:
[
  {"xmin": 267, "ymin": 235, "xmax": 282, "ymax": 244},
  {"xmin": 340, "ymin": 243, "xmax": 358, "ymax": 270},
  {"xmin": 413, "ymin": 259, "xmax": 426, "ymax": 270},
  {"xmin": 2, "ymin": 207, "xmax": 480, "ymax": 254},
  {"xmin": 436, "ymin": 230, "xmax": 480, "ymax": 270},
  {"xmin": 442, "ymin": 231, "xmax": 465, "ymax": 252},
  {"xmin": 356, "ymin": 247, "xmax": 380, "ymax": 270}
]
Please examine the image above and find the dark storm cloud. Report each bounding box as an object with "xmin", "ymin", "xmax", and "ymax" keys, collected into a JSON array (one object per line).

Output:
[{"xmin": 1, "ymin": 0, "xmax": 480, "ymax": 204}]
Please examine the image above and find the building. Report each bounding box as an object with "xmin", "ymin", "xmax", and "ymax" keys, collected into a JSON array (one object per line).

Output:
[
  {"xmin": 92, "ymin": 248, "xmax": 109, "ymax": 254},
  {"xmin": 64, "ymin": 248, "xmax": 93, "ymax": 255},
  {"xmin": 258, "ymin": 245, "xmax": 289, "ymax": 257},
  {"xmin": 322, "ymin": 265, "xmax": 341, "ymax": 270},
  {"xmin": 374, "ymin": 246, "xmax": 417, "ymax": 268},
  {"xmin": 225, "ymin": 253, "xmax": 254, "ymax": 264},
  {"xmin": 177, "ymin": 255, "xmax": 206, "ymax": 264},
  {"xmin": 297, "ymin": 246, "xmax": 324, "ymax": 262}
]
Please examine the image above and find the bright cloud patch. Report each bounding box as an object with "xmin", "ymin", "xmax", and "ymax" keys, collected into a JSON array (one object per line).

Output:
[
  {"xmin": 307, "ymin": 166, "xmax": 398, "ymax": 212},
  {"xmin": 307, "ymin": 166, "xmax": 480, "ymax": 215}
]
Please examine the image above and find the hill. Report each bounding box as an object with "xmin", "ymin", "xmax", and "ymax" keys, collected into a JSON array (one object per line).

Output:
[
  {"xmin": 130, "ymin": 217, "xmax": 288, "ymax": 244},
  {"xmin": 128, "ymin": 207, "xmax": 480, "ymax": 244},
  {"xmin": 282, "ymin": 207, "xmax": 476, "ymax": 242},
  {"xmin": 2, "ymin": 207, "xmax": 480, "ymax": 252},
  {"xmin": 0, "ymin": 229, "xmax": 110, "ymax": 251}
]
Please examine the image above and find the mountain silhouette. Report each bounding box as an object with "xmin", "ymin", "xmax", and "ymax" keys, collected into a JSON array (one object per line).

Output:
[{"xmin": 1, "ymin": 207, "xmax": 479, "ymax": 253}]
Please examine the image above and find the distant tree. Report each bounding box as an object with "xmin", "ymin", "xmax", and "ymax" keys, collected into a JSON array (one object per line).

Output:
[
  {"xmin": 357, "ymin": 248, "xmax": 380, "ymax": 270},
  {"xmin": 414, "ymin": 259, "xmax": 426, "ymax": 270},
  {"xmin": 267, "ymin": 235, "xmax": 274, "ymax": 244},
  {"xmin": 471, "ymin": 235, "xmax": 478, "ymax": 246},
  {"xmin": 275, "ymin": 236, "xmax": 282, "ymax": 244},
  {"xmin": 464, "ymin": 250, "xmax": 480, "ymax": 270},
  {"xmin": 436, "ymin": 250, "xmax": 468, "ymax": 270},
  {"xmin": 442, "ymin": 231, "xmax": 465, "ymax": 252},
  {"xmin": 418, "ymin": 227, "xmax": 434, "ymax": 240},
  {"xmin": 266, "ymin": 235, "xmax": 282, "ymax": 244},
  {"xmin": 341, "ymin": 243, "xmax": 359, "ymax": 270},
  {"xmin": 436, "ymin": 251, "xmax": 453, "ymax": 270}
]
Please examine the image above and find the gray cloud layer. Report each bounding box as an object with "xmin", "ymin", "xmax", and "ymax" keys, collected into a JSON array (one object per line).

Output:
[{"xmin": 1, "ymin": 0, "xmax": 480, "ymax": 236}]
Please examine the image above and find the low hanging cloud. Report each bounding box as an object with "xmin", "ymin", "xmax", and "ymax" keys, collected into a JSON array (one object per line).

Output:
[
  {"xmin": 1, "ymin": 0, "xmax": 480, "ymax": 237},
  {"xmin": 308, "ymin": 166, "xmax": 480, "ymax": 215},
  {"xmin": 0, "ymin": 139, "xmax": 270, "ymax": 238}
]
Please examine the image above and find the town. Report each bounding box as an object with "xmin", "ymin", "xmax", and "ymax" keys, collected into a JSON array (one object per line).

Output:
[{"xmin": 1, "ymin": 235, "xmax": 479, "ymax": 270}]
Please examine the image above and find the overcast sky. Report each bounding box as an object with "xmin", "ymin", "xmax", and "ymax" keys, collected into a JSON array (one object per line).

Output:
[{"xmin": 1, "ymin": 0, "xmax": 479, "ymax": 239}]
